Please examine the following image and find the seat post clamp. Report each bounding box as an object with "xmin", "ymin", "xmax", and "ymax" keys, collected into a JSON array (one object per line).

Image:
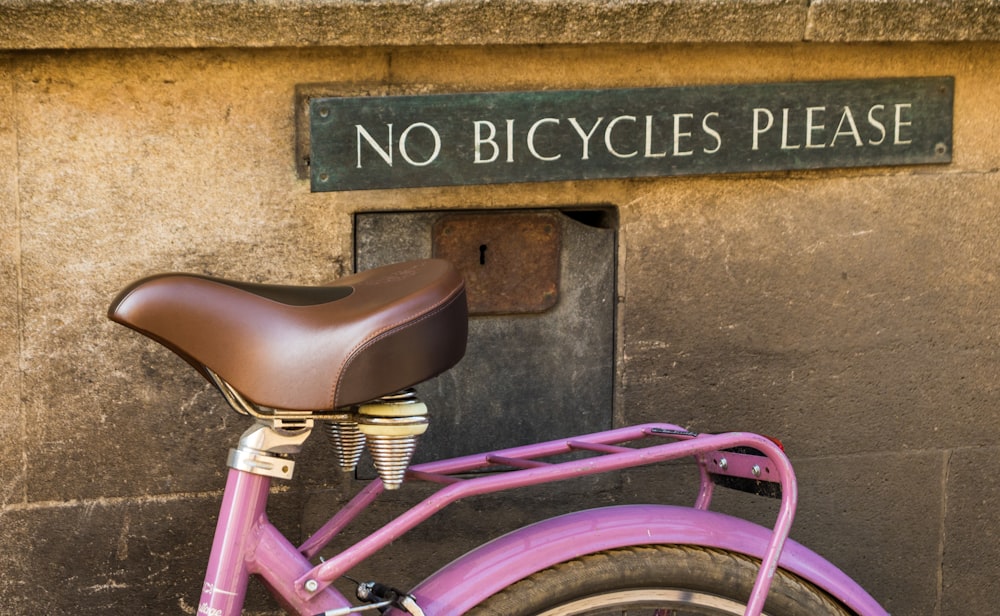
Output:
[{"xmin": 228, "ymin": 419, "xmax": 314, "ymax": 480}]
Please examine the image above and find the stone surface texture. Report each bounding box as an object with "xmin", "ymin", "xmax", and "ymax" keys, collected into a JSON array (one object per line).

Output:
[
  {"xmin": 0, "ymin": 2, "xmax": 998, "ymax": 615},
  {"xmin": 1, "ymin": 0, "xmax": 999, "ymax": 49}
]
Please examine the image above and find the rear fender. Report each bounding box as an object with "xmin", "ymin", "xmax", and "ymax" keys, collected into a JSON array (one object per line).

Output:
[{"xmin": 399, "ymin": 505, "xmax": 887, "ymax": 615}]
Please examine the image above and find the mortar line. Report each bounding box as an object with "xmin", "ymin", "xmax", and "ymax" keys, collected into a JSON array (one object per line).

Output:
[
  {"xmin": 11, "ymin": 66, "xmax": 27, "ymax": 507},
  {"xmin": 613, "ymin": 204, "xmax": 630, "ymax": 428},
  {"xmin": 934, "ymin": 448, "xmax": 952, "ymax": 616},
  {"xmin": 0, "ymin": 483, "xmax": 292, "ymax": 514},
  {"xmin": 798, "ymin": 442, "xmax": 1000, "ymax": 463},
  {"xmin": 804, "ymin": 0, "xmax": 816, "ymax": 42},
  {"xmin": 386, "ymin": 49, "xmax": 395, "ymax": 91}
]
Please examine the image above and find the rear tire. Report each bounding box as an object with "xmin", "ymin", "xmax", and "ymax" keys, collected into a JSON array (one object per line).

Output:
[{"xmin": 467, "ymin": 544, "xmax": 852, "ymax": 615}]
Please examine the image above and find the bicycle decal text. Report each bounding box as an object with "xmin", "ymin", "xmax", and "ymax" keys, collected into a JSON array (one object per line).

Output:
[
  {"xmin": 198, "ymin": 603, "xmax": 223, "ymax": 616},
  {"xmin": 203, "ymin": 581, "xmax": 237, "ymax": 597},
  {"xmin": 199, "ymin": 582, "xmax": 236, "ymax": 616}
]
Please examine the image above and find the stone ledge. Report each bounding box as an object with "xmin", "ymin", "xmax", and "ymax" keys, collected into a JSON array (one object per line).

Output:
[
  {"xmin": 0, "ymin": 0, "xmax": 997, "ymax": 50},
  {"xmin": 808, "ymin": 0, "xmax": 1000, "ymax": 42}
]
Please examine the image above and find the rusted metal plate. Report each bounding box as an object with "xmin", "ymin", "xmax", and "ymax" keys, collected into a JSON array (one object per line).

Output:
[{"xmin": 433, "ymin": 212, "xmax": 561, "ymax": 314}]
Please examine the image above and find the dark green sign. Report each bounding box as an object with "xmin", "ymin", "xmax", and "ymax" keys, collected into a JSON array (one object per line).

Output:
[{"xmin": 309, "ymin": 77, "xmax": 952, "ymax": 192}]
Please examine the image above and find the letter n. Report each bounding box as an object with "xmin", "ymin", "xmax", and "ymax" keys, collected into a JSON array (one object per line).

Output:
[{"xmin": 356, "ymin": 124, "xmax": 393, "ymax": 168}]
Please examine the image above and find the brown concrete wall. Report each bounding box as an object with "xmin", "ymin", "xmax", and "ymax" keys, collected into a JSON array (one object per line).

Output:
[{"xmin": 0, "ymin": 7, "xmax": 998, "ymax": 614}]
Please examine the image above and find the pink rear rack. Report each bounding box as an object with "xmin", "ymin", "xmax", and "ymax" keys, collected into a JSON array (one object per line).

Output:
[{"xmin": 295, "ymin": 423, "xmax": 797, "ymax": 616}]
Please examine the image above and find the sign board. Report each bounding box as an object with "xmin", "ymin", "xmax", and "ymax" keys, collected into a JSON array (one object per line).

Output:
[{"xmin": 309, "ymin": 77, "xmax": 953, "ymax": 192}]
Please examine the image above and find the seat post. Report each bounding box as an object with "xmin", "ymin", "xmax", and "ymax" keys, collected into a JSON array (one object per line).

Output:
[
  {"xmin": 200, "ymin": 418, "xmax": 310, "ymax": 616},
  {"xmin": 199, "ymin": 467, "xmax": 270, "ymax": 616}
]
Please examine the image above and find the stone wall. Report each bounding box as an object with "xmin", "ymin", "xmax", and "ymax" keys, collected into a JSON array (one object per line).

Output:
[{"xmin": 1, "ymin": 2, "xmax": 998, "ymax": 614}]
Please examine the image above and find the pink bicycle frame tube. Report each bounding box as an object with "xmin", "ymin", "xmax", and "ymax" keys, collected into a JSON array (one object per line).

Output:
[
  {"xmin": 199, "ymin": 468, "xmax": 351, "ymax": 616},
  {"xmin": 198, "ymin": 469, "xmax": 266, "ymax": 615}
]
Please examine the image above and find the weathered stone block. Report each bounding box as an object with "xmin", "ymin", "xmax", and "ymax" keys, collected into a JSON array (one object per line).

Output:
[
  {"xmin": 622, "ymin": 172, "xmax": 1000, "ymax": 456},
  {"xmin": 941, "ymin": 446, "xmax": 1000, "ymax": 614},
  {"xmin": 809, "ymin": 0, "xmax": 1000, "ymax": 41},
  {"xmin": 0, "ymin": 0, "xmax": 809, "ymax": 49},
  {"xmin": 0, "ymin": 58, "xmax": 23, "ymax": 508},
  {"xmin": 0, "ymin": 491, "xmax": 302, "ymax": 614}
]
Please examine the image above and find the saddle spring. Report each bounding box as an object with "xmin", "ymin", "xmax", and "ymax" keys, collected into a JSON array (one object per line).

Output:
[{"xmin": 324, "ymin": 390, "xmax": 428, "ymax": 490}]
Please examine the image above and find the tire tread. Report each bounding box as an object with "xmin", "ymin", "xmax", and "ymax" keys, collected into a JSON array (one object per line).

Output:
[{"xmin": 468, "ymin": 544, "xmax": 852, "ymax": 616}]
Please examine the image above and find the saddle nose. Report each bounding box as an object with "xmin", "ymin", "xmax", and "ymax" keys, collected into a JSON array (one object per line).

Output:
[{"xmin": 109, "ymin": 259, "xmax": 468, "ymax": 411}]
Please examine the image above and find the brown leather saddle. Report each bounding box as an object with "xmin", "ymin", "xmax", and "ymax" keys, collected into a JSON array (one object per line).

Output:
[{"xmin": 108, "ymin": 259, "xmax": 468, "ymax": 411}]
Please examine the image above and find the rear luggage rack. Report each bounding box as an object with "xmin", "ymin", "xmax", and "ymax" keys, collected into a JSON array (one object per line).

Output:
[{"xmin": 297, "ymin": 424, "xmax": 797, "ymax": 589}]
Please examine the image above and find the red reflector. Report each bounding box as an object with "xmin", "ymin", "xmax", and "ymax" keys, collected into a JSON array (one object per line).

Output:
[{"xmin": 764, "ymin": 435, "xmax": 785, "ymax": 451}]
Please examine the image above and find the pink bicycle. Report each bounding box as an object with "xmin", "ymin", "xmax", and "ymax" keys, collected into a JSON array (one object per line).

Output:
[{"xmin": 109, "ymin": 258, "xmax": 888, "ymax": 616}]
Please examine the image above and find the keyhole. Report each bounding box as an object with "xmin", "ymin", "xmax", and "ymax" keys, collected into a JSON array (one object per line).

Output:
[{"xmin": 479, "ymin": 244, "xmax": 488, "ymax": 265}]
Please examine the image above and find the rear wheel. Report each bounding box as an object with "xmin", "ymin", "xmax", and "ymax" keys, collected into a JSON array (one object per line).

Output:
[{"xmin": 467, "ymin": 544, "xmax": 852, "ymax": 616}]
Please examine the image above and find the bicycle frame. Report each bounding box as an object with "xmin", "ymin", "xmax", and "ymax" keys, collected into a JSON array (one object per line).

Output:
[{"xmin": 197, "ymin": 423, "xmax": 889, "ymax": 616}]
